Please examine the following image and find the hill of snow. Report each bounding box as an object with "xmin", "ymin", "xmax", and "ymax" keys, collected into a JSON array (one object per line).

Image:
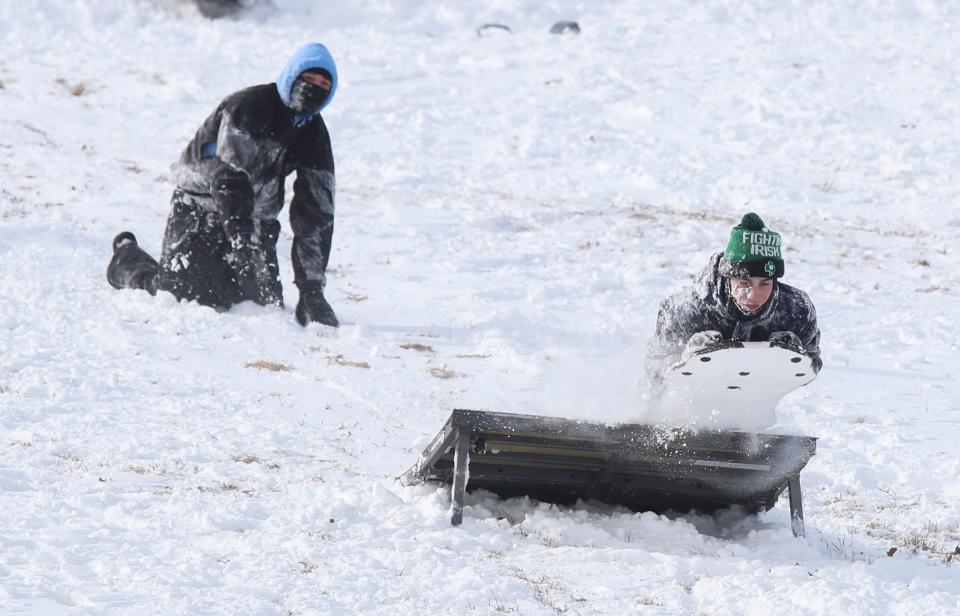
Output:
[{"xmin": 1, "ymin": 0, "xmax": 958, "ymax": 613}]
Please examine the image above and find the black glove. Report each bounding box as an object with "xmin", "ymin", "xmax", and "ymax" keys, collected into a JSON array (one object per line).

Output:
[
  {"xmin": 683, "ymin": 330, "xmax": 723, "ymax": 357},
  {"xmin": 295, "ymin": 282, "xmax": 339, "ymax": 327},
  {"xmin": 769, "ymin": 331, "xmax": 804, "ymax": 354}
]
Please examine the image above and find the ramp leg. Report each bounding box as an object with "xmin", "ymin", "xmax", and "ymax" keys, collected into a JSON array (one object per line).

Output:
[
  {"xmin": 788, "ymin": 475, "xmax": 805, "ymax": 538},
  {"xmin": 450, "ymin": 429, "xmax": 471, "ymax": 526}
]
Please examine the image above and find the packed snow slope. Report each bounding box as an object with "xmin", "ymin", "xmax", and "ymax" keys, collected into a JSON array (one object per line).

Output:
[{"xmin": 2, "ymin": 0, "xmax": 959, "ymax": 613}]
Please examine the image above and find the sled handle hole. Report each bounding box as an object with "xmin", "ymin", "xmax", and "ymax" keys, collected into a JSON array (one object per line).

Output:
[
  {"xmin": 681, "ymin": 371, "xmax": 693, "ymax": 376},
  {"xmin": 790, "ymin": 357, "xmax": 802, "ymax": 363},
  {"xmin": 699, "ymin": 356, "xmax": 712, "ymax": 363},
  {"xmin": 738, "ymin": 371, "xmax": 750, "ymax": 376},
  {"xmin": 795, "ymin": 373, "xmax": 806, "ymax": 377},
  {"xmin": 727, "ymin": 385, "xmax": 741, "ymax": 390}
]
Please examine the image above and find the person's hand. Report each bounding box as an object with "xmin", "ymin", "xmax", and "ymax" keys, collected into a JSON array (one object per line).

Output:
[
  {"xmin": 769, "ymin": 330, "xmax": 804, "ymax": 354},
  {"xmin": 295, "ymin": 282, "xmax": 339, "ymax": 327},
  {"xmin": 684, "ymin": 330, "xmax": 723, "ymax": 356}
]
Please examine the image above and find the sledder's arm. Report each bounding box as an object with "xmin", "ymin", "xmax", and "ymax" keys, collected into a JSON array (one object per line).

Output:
[
  {"xmin": 643, "ymin": 297, "xmax": 718, "ymax": 394},
  {"xmin": 797, "ymin": 318, "xmax": 822, "ymax": 373},
  {"xmin": 792, "ymin": 294, "xmax": 822, "ymax": 373},
  {"xmin": 644, "ymin": 300, "xmax": 685, "ymax": 384}
]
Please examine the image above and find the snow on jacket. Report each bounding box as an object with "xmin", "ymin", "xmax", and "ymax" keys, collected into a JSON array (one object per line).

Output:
[
  {"xmin": 646, "ymin": 252, "xmax": 822, "ymax": 380},
  {"xmin": 172, "ymin": 44, "xmax": 337, "ymax": 289}
]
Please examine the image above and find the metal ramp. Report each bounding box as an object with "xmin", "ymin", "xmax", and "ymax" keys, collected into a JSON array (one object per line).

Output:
[{"xmin": 402, "ymin": 409, "xmax": 817, "ymax": 537}]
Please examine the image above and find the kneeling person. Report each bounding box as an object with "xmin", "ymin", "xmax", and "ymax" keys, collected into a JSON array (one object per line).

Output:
[
  {"xmin": 107, "ymin": 43, "xmax": 340, "ymax": 327},
  {"xmin": 646, "ymin": 212, "xmax": 822, "ymax": 387}
]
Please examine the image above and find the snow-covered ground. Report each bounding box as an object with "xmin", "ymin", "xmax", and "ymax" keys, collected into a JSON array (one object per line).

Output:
[{"xmin": 2, "ymin": 0, "xmax": 959, "ymax": 613}]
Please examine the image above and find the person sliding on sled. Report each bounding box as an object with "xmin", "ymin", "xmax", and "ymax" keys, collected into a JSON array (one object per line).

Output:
[
  {"xmin": 645, "ymin": 212, "xmax": 822, "ymax": 391},
  {"xmin": 107, "ymin": 43, "xmax": 340, "ymax": 327}
]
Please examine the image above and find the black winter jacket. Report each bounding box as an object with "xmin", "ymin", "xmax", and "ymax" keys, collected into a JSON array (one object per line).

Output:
[
  {"xmin": 172, "ymin": 83, "xmax": 335, "ymax": 289},
  {"xmin": 647, "ymin": 253, "xmax": 822, "ymax": 378}
]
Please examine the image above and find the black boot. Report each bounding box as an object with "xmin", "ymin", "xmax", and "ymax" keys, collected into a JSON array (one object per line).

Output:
[{"xmin": 107, "ymin": 232, "xmax": 159, "ymax": 294}]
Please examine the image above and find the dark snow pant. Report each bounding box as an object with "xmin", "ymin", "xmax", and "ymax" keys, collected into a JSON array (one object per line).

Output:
[{"xmin": 107, "ymin": 188, "xmax": 282, "ymax": 309}]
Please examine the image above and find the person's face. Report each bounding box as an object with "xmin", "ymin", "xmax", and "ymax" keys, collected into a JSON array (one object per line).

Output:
[
  {"xmin": 300, "ymin": 70, "xmax": 332, "ymax": 91},
  {"xmin": 729, "ymin": 276, "xmax": 774, "ymax": 313}
]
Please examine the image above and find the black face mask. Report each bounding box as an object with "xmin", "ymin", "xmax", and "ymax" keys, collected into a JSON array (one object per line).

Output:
[{"xmin": 289, "ymin": 77, "xmax": 330, "ymax": 114}]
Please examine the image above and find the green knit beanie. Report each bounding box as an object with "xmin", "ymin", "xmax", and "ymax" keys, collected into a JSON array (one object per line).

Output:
[{"xmin": 720, "ymin": 212, "xmax": 785, "ymax": 278}]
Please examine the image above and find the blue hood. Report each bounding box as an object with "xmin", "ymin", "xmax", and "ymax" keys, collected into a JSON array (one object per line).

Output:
[{"xmin": 276, "ymin": 43, "xmax": 338, "ymax": 119}]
